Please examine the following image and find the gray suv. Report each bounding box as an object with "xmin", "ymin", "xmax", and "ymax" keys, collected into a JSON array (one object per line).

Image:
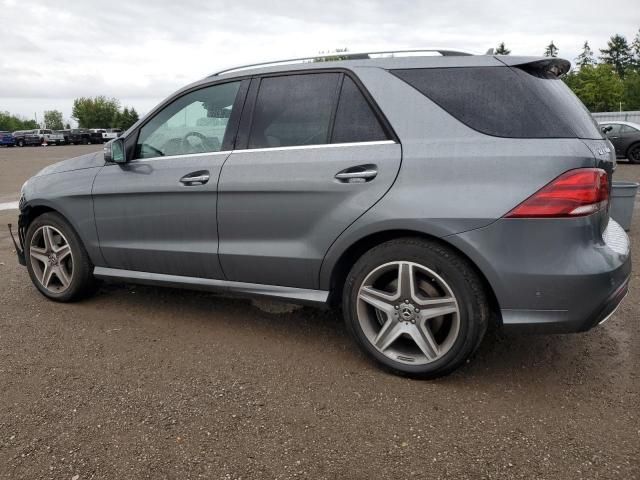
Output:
[{"xmin": 12, "ymin": 50, "xmax": 631, "ymax": 378}]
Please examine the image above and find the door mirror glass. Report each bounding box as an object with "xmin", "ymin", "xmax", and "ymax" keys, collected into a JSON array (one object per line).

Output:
[{"xmin": 104, "ymin": 138, "xmax": 126, "ymax": 163}]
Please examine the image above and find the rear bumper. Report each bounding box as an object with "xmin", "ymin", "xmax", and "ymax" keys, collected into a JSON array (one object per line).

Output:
[{"xmin": 448, "ymin": 216, "xmax": 632, "ymax": 334}]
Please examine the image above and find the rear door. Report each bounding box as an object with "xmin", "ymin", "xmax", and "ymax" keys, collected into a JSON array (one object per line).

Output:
[
  {"xmin": 618, "ymin": 124, "xmax": 640, "ymax": 155},
  {"xmin": 217, "ymin": 71, "xmax": 401, "ymax": 289},
  {"xmin": 92, "ymin": 80, "xmax": 247, "ymax": 279}
]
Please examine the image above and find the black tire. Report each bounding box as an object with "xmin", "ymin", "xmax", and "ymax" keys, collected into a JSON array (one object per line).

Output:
[
  {"xmin": 626, "ymin": 143, "xmax": 640, "ymax": 164},
  {"xmin": 342, "ymin": 237, "xmax": 489, "ymax": 379},
  {"xmin": 18, "ymin": 139, "xmax": 24, "ymax": 147},
  {"xmin": 25, "ymin": 212, "xmax": 97, "ymax": 302}
]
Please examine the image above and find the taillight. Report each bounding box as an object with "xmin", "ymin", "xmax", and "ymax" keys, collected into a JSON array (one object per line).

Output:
[{"xmin": 505, "ymin": 168, "xmax": 609, "ymax": 218}]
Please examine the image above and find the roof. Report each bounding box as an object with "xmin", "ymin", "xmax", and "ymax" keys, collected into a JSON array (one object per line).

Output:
[{"xmin": 598, "ymin": 120, "xmax": 640, "ymax": 128}]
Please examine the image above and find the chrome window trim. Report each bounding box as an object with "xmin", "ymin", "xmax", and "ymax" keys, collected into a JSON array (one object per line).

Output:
[
  {"xmin": 130, "ymin": 150, "xmax": 233, "ymax": 163},
  {"xmin": 126, "ymin": 140, "xmax": 397, "ymax": 162},
  {"xmin": 232, "ymin": 140, "xmax": 396, "ymax": 154}
]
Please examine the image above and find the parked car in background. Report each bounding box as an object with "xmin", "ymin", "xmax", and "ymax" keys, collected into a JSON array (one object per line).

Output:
[
  {"xmin": 102, "ymin": 128, "xmax": 123, "ymax": 142},
  {"xmin": 53, "ymin": 131, "xmax": 68, "ymax": 145},
  {"xmin": 12, "ymin": 130, "xmax": 41, "ymax": 147},
  {"xmin": 33, "ymin": 129, "xmax": 65, "ymax": 145},
  {"xmin": 0, "ymin": 131, "xmax": 16, "ymax": 147},
  {"xmin": 60, "ymin": 129, "xmax": 103, "ymax": 145},
  {"xmin": 599, "ymin": 121, "xmax": 640, "ymax": 164},
  {"xmin": 12, "ymin": 51, "xmax": 630, "ymax": 378},
  {"xmin": 90, "ymin": 129, "xmax": 107, "ymax": 142}
]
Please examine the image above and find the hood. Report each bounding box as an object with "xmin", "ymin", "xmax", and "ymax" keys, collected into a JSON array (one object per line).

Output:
[{"xmin": 36, "ymin": 151, "xmax": 104, "ymax": 177}]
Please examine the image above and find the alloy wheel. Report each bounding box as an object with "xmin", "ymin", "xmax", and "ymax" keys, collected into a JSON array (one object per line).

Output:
[
  {"xmin": 356, "ymin": 261, "xmax": 460, "ymax": 365},
  {"xmin": 29, "ymin": 225, "xmax": 74, "ymax": 293}
]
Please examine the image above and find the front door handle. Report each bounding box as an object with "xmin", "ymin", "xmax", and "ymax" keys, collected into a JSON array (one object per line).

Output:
[
  {"xmin": 180, "ymin": 171, "xmax": 210, "ymax": 185},
  {"xmin": 335, "ymin": 165, "xmax": 378, "ymax": 183}
]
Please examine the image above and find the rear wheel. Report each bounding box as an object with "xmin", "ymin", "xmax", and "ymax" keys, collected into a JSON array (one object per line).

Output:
[
  {"xmin": 17, "ymin": 139, "xmax": 24, "ymax": 147},
  {"xmin": 343, "ymin": 238, "xmax": 488, "ymax": 378},
  {"xmin": 25, "ymin": 212, "xmax": 97, "ymax": 302},
  {"xmin": 627, "ymin": 143, "xmax": 640, "ymax": 164}
]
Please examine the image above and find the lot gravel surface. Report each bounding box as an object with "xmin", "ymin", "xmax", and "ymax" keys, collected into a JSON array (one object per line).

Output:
[{"xmin": 0, "ymin": 145, "xmax": 638, "ymax": 479}]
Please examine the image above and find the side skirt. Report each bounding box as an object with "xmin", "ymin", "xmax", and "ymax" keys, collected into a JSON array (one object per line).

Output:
[{"xmin": 93, "ymin": 267, "xmax": 329, "ymax": 306}]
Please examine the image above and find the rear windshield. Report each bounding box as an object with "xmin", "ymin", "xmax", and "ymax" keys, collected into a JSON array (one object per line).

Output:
[{"xmin": 391, "ymin": 66, "xmax": 603, "ymax": 139}]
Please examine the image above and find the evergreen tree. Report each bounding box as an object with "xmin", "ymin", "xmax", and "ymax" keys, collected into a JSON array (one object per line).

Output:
[
  {"xmin": 631, "ymin": 29, "xmax": 640, "ymax": 70},
  {"xmin": 600, "ymin": 34, "xmax": 633, "ymax": 78},
  {"xmin": 544, "ymin": 41, "xmax": 559, "ymax": 58},
  {"xmin": 575, "ymin": 41, "xmax": 595, "ymax": 68},
  {"xmin": 495, "ymin": 42, "xmax": 511, "ymax": 55}
]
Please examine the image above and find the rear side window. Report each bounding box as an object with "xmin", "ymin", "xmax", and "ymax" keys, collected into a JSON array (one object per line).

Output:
[
  {"xmin": 332, "ymin": 76, "xmax": 389, "ymax": 143},
  {"xmin": 620, "ymin": 124, "xmax": 638, "ymax": 133},
  {"xmin": 392, "ymin": 67, "xmax": 603, "ymax": 139},
  {"xmin": 249, "ymin": 73, "xmax": 340, "ymax": 148}
]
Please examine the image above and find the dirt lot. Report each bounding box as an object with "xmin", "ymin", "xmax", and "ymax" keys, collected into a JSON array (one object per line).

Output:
[{"xmin": 0, "ymin": 145, "xmax": 638, "ymax": 479}]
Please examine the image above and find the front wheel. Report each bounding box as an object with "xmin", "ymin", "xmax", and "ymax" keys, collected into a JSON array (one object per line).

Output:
[
  {"xmin": 627, "ymin": 143, "xmax": 640, "ymax": 164},
  {"xmin": 25, "ymin": 212, "xmax": 97, "ymax": 302},
  {"xmin": 343, "ymin": 238, "xmax": 489, "ymax": 378}
]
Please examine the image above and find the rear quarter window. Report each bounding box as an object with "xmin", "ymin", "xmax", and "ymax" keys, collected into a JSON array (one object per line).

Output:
[{"xmin": 391, "ymin": 66, "xmax": 603, "ymax": 139}]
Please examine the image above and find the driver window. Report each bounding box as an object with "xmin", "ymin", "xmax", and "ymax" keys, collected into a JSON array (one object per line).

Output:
[{"xmin": 136, "ymin": 81, "xmax": 241, "ymax": 159}]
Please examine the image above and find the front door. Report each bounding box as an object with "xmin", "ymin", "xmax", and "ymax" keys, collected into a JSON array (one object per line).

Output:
[
  {"xmin": 92, "ymin": 80, "xmax": 245, "ymax": 279},
  {"xmin": 218, "ymin": 73, "xmax": 402, "ymax": 289}
]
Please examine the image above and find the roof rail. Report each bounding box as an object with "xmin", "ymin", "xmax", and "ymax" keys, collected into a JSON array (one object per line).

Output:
[{"xmin": 210, "ymin": 48, "xmax": 473, "ymax": 77}]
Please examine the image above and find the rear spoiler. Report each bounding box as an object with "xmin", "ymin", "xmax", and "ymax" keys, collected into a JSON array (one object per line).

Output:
[{"xmin": 494, "ymin": 56, "xmax": 571, "ymax": 77}]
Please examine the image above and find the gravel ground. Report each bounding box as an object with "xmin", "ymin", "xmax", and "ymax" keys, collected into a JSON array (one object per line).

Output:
[{"xmin": 0, "ymin": 145, "xmax": 638, "ymax": 479}]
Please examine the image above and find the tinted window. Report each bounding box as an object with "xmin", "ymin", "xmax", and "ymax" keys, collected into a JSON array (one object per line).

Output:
[
  {"xmin": 136, "ymin": 81, "xmax": 241, "ymax": 159},
  {"xmin": 603, "ymin": 124, "xmax": 622, "ymax": 135},
  {"xmin": 620, "ymin": 124, "xmax": 638, "ymax": 133},
  {"xmin": 392, "ymin": 67, "xmax": 603, "ymax": 139},
  {"xmin": 332, "ymin": 76, "xmax": 389, "ymax": 143},
  {"xmin": 249, "ymin": 73, "xmax": 340, "ymax": 148}
]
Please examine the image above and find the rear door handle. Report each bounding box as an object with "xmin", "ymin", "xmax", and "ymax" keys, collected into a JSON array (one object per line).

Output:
[
  {"xmin": 335, "ymin": 165, "xmax": 378, "ymax": 183},
  {"xmin": 180, "ymin": 171, "xmax": 210, "ymax": 185}
]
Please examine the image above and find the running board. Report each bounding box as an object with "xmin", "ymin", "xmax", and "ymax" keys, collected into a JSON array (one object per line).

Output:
[{"xmin": 93, "ymin": 267, "xmax": 329, "ymax": 306}]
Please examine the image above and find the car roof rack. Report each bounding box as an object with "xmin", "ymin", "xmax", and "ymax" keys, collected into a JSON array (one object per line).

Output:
[{"xmin": 210, "ymin": 48, "xmax": 473, "ymax": 77}]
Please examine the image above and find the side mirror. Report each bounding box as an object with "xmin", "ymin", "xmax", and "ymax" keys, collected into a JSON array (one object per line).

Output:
[
  {"xmin": 104, "ymin": 138, "xmax": 126, "ymax": 163},
  {"xmin": 601, "ymin": 125, "xmax": 613, "ymax": 134}
]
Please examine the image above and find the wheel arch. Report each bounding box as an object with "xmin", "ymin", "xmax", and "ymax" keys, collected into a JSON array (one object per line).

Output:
[{"xmin": 324, "ymin": 229, "xmax": 501, "ymax": 325}]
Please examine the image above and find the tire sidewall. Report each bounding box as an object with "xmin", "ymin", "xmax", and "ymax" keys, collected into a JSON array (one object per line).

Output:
[
  {"xmin": 343, "ymin": 240, "xmax": 484, "ymax": 377},
  {"xmin": 24, "ymin": 213, "xmax": 92, "ymax": 302}
]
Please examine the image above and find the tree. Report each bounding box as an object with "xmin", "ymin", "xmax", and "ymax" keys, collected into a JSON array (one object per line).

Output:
[
  {"xmin": 72, "ymin": 96, "xmax": 121, "ymax": 128},
  {"xmin": 544, "ymin": 41, "xmax": 559, "ymax": 57},
  {"xmin": 495, "ymin": 42, "xmax": 511, "ymax": 55},
  {"xmin": 43, "ymin": 110, "xmax": 64, "ymax": 130},
  {"xmin": 563, "ymin": 64, "xmax": 623, "ymax": 112},
  {"xmin": 631, "ymin": 29, "xmax": 640, "ymax": 70},
  {"xmin": 313, "ymin": 48, "xmax": 349, "ymax": 62},
  {"xmin": 112, "ymin": 106, "xmax": 139, "ymax": 130},
  {"xmin": 622, "ymin": 70, "xmax": 640, "ymax": 110},
  {"xmin": 575, "ymin": 41, "xmax": 595, "ymax": 68},
  {"xmin": 600, "ymin": 34, "xmax": 633, "ymax": 78},
  {"xmin": 0, "ymin": 111, "xmax": 38, "ymax": 131}
]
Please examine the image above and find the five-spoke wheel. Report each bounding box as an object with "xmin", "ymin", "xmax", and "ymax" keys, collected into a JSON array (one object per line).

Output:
[
  {"xmin": 357, "ymin": 261, "xmax": 460, "ymax": 365},
  {"xmin": 29, "ymin": 225, "xmax": 74, "ymax": 293},
  {"xmin": 343, "ymin": 238, "xmax": 488, "ymax": 378},
  {"xmin": 25, "ymin": 212, "xmax": 96, "ymax": 302}
]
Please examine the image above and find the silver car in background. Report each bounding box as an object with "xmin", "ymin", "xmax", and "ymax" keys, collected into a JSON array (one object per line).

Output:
[{"xmin": 12, "ymin": 50, "xmax": 631, "ymax": 378}]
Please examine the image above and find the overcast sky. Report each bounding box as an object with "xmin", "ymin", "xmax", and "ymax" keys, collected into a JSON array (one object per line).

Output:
[{"xmin": 1, "ymin": 0, "xmax": 638, "ymax": 125}]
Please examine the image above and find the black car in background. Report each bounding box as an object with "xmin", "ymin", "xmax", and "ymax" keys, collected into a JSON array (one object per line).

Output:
[
  {"xmin": 600, "ymin": 121, "xmax": 640, "ymax": 163},
  {"xmin": 60, "ymin": 129, "xmax": 104, "ymax": 145},
  {"xmin": 12, "ymin": 130, "xmax": 41, "ymax": 147}
]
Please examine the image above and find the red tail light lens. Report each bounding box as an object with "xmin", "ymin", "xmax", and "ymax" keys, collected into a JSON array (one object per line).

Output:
[{"xmin": 505, "ymin": 168, "xmax": 609, "ymax": 218}]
